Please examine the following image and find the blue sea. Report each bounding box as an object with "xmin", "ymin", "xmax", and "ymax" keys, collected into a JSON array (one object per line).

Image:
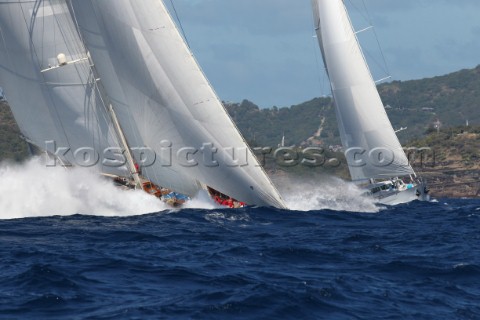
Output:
[{"xmin": 1, "ymin": 199, "xmax": 479, "ymax": 319}]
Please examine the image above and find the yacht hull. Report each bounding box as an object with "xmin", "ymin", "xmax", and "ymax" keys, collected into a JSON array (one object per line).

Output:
[{"xmin": 371, "ymin": 183, "xmax": 430, "ymax": 206}]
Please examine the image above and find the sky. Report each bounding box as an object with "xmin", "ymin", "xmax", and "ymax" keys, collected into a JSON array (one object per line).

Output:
[{"xmin": 164, "ymin": 0, "xmax": 480, "ymax": 108}]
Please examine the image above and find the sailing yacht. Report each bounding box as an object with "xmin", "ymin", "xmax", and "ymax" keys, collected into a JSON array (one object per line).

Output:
[
  {"xmin": 311, "ymin": 0, "xmax": 429, "ymax": 205},
  {"xmin": 0, "ymin": 0, "xmax": 286, "ymax": 209}
]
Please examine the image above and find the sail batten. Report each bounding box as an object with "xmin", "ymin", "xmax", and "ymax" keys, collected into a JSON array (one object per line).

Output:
[{"xmin": 312, "ymin": 0, "xmax": 415, "ymax": 181}]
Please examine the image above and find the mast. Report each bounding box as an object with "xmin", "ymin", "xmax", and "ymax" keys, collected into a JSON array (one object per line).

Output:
[
  {"xmin": 62, "ymin": 2, "xmax": 143, "ymax": 189},
  {"xmin": 87, "ymin": 57, "xmax": 142, "ymax": 189},
  {"xmin": 40, "ymin": 50, "xmax": 141, "ymax": 187},
  {"xmin": 87, "ymin": 56, "xmax": 143, "ymax": 188},
  {"xmin": 106, "ymin": 102, "xmax": 143, "ymax": 189}
]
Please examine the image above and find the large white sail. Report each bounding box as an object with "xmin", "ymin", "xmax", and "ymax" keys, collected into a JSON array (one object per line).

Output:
[
  {"xmin": 311, "ymin": 0, "xmax": 415, "ymax": 181},
  {"xmin": 0, "ymin": 0, "xmax": 123, "ymax": 176},
  {"xmin": 69, "ymin": 0, "xmax": 286, "ymax": 208}
]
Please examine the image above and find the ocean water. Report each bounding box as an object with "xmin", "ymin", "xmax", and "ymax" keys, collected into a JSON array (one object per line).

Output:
[{"xmin": 1, "ymin": 160, "xmax": 480, "ymax": 319}]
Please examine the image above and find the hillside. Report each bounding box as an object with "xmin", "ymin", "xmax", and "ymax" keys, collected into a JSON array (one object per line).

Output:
[
  {"xmin": 406, "ymin": 126, "xmax": 480, "ymax": 198},
  {"xmin": 0, "ymin": 101, "xmax": 28, "ymax": 161},
  {"xmin": 224, "ymin": 98, "xmax": 334, "ymax": 148},
  {"xmin": 224, "ymin": 65, "xmax": 480, "ymax": 147},
  {"xmin": 379, "ymin": 65, "xmax": 480, "ymax": 142}
]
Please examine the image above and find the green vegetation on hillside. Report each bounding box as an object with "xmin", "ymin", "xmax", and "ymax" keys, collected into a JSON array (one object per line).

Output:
[
  {"xmin": 406, "ymin": 125, "xmax": 480, "ymax": 197},
  {"xmin": 0, "ymin": 101, "xmax": 28, "ymax": 162},
  {"xmin": 407, "ymin": 126, "xmax": 480, "ymax": 168},
  {"xmin": 224, "ymin": 65, "xmax": 480, "ymax": 147},
  {"xmin": 225, "ymin": 98, "xmax": 334, "ymax": 148},
  {"xmin": 379, "ymin": 65, "xmax": 480, "ymax": 142}
]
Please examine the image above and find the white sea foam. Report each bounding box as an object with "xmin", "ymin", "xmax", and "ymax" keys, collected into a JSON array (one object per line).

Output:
[
  {"xmin": 0, "ymin": 157, "xmax": 228, "ymax": 220},
  {"xmin": 0, "ymin": 158, "xmax": 380, "ymax": 219},
  {"xmin": 0, "ymin": 158, "xmax": 172, "ymax": 219},
  {"xmin": 274, "ymin": 174, "xmax": 379, "ymax": 213},
  {"xmin": 183, "ymin": 189, "xmax": 221, "ymax": 210}
]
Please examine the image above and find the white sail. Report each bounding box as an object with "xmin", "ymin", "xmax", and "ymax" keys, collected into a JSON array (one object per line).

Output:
[
  {"xmin": 311, "ymin": 0, "xmax": 415, "ymax": 181},
  {"xmin": 69, "ymin": 0, "xmax": 286, "ymax": 208},
  {"xmin": 0, "ymin": 0, "xmax": 123, "ymax": 176}
]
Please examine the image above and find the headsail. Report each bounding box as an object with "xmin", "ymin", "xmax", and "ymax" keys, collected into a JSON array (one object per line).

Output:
[
  {"xmin": 69, "ymin": 0, "xmax": 286, "ymax": 208},
  {"xmin": 0, "ymin": 0, "xmax": 124, "ymax": 176},
  {"xmin": 311, "ymin": 0, "xmax": 414, "ymax": 181}
]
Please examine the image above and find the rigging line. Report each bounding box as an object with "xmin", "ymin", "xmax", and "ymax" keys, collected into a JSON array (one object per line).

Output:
[
  {"xmin": 72, "ymin": 1, "xmax": 146, "ymax": 166},
  {"xmin": 51, "ymin": 1, "xmax": 92, "ymax": 144},
  {"xmin": 168, "ymin": 0, "xmax": 190, "ymax": 48},
  {"xmin": 346, "ymin": 0, "xmax": 370, "ymax": 26},
  {"xmin": 19, "ymin": 1, "xmax": 72, "ymax": 148},
  {"xmin": 55, "ymin": 3, "xmax": 78, "ymax": 57},
  {"xmin": 54, "ymin": 1, "xmax": 101, "ymax": 148},
  {"xmin": 358, "ymin": 0, "xmax": 402, "ymax": 111},
  {"xmin": 360, "ymin": 0, "xmax": 391, "ymax": 77},
  {"xmin": 69, "ymin": 3, "xmax": 145, "ymax": 185},
  {"xmin": 68, "ymin": 2, "xmax": 135, "ymax": 162},
  {"xmin": 311, "ymin": 33, "xmax": 326, "ymax": 96},
  {"xmin": 308, "ymin": 7, "xmax": 327, "ymax": 96},
  {"xmin": 65, "ymin": 0, "xmax": 103, "ymax": 148},
  {"xmin": 347, "ymin": 0, "xmax": 391, "ymax": 79},
  {"xmin": 41, "ymin": 0, "xmax": 45, "ymax": 67}
]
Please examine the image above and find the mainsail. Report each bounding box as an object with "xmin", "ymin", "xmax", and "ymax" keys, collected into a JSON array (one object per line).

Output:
[
  {"xmin": 0, "ymin": 0, "xmax": 286, "ymax": 208},
  {"xmin": 0, "ymin": 0, "xmax": 123, "ymax": 176},
  {"xmin": 68, "ymin": 0, "xmax": 286, "ymax": 208},
  {"xmin": 311, "ymin": 0, "xmax": 415, "ymax": 182}
]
